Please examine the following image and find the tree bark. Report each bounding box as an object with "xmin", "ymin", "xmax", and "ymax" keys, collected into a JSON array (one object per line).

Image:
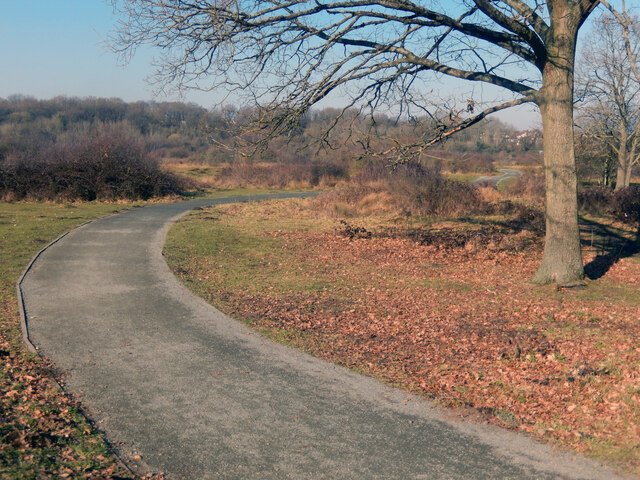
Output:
[
  {"xmin": 615, "ymin": 128, "xmax": 630, "ymax": 190},
  {"xmin": 613, "ymin": 150, "xmax": 634, "ymax": 190},
  {"xmin": 615, "ymin": 156, "xmax": 627, "ymax": 190},
  {"xmin": 628, "ymin": 139, "xmax": 639, "ymax": 187},
  {"xmin": 532, "ymin": 20, "xmax": 584, "ymax": 285},
  {"xmin": 624, "ymin": 160, "xmax": 633, "ymax": 187},
  {"xmin": 622, "ymin": 139, "xmax": 635, "ymax": 188}
]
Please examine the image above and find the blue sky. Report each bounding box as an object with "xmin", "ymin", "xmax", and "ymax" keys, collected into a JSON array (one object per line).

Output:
[
  {"xmin": 0, "ymin": 1, "xmax": 220, "ymax": 106},
  {"xmin": 0, "ymin": 1, "xmax": 547, "ymax": 128}
]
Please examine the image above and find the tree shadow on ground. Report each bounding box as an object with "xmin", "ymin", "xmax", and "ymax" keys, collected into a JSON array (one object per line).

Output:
[{"xmin": 580, "ymin": 217, "xmax": 640, "ymax": 280}]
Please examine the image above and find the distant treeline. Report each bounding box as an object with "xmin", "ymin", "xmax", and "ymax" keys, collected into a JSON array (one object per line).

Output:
[
  {"xmin": 0, "ymin": 96, "xmax": 207, "ymax": 201},
  {"xmin": 0, "ymin": 95, "xmax": 543, "ymax": 169},
  {"xmin": 0, "ymin": 95, "xmax": 215, "ymax": 163}
]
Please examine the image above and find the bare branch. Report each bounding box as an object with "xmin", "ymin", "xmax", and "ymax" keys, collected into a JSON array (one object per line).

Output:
[
  {"xmin": 501, "ymin": 0, "xmax": 550, "ymax": 38},
  {"xmin": 576, "ymin": 7, "xmax": 640, "ymax": 188},
  {"xmin": 360, "ymin": 95, "xmax": 536, "ymax": 164},
  {"xmin": 472, "ymin": 0, "xmax": 546, "ymax": 67},
  {"xmin": 598, "ymin": 0, "xmax": 640, "ymax": 83}
]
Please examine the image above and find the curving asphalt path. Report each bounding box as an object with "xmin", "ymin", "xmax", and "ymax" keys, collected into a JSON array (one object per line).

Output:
[
  {"xmin": 20, "ymin": 194, "xmax": 629, "ymax": 480},
  {"xmin": 472, "ymin": 168, "xmax": 523, "ymax": 186}
]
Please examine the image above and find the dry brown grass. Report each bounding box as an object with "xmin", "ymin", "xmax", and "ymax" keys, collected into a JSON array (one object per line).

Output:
[
  {"xmin": 477, "ymin": 185, "xmax": 502, "ymax": 204},
  {"xmin": 210, "ymin": 161, "xmax": 348, "ymax": 189}
]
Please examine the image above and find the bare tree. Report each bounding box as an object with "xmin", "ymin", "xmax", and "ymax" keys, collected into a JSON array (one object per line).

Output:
[
  {"xmin": 113, "ymin": 0, "xmax": 608, "ymax": 285},
  {"xmin": 576, "ymin": 11, "xmax": 640, "ymax": 190},
  {"xmin": 574, "ymin": 128, "xmax": 616, "ymax": 186}
]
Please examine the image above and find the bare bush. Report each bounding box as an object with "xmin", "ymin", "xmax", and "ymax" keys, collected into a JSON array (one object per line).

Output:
[
  {"xmin": 612, "ymin": 185, "xmax": 640, "ymax": 226},
  {"xmin": 388, "ymin": 162, "xmax": 486, "ymax": 217},
  {"xmin": 504, "ymin": 173, "xmax": 545, "ymax": 202},
  {"xmin": 316, "ymin": 161, "xmax": 486, "ymax": 218},
  {"xmin": 576, "ymin": 184, "xmax": 640, "ymax": 228},
  {"xmin": 0, "ymin": 129, "xmax": 186, "ymax": 201},
  {"xmin": 447, "ymin": 152, "xmax": 496, "ymax": 174},
  {"xmin": 577, "ymin": 185, "xmax": 615, "ymax": 215}
]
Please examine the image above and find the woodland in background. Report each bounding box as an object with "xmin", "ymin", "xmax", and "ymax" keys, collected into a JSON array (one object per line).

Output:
[
  {"xmin": 1, "ymin": 95, "xmax": 637, "ymax": 208},
  {"xmin": 0, "ymin": 95, "xmax": 545, "ymax": 200}
]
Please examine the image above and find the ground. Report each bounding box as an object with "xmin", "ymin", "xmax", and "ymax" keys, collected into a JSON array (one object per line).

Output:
[
  {"xmin": 164, "ymin": 197, "xmax": 640, "ymax": 475},
  {"xmin": 3, "ymin": 183, "xmax": 639, "ymax": 477},
  {"xmin": 0, "ymin": 189, "xmax": 278, "ymax": 479},
  {"xmin": 0, "ymin": 202, "xmax": 137, "ymax": 479}
]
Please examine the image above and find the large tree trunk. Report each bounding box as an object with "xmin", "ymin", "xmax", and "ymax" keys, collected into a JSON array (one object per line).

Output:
[
  {"xmin": 615, "ymin": 129, "xmax": 630, "ymax": 190},
  {"xmin": 615, "ymin": 156, "xmax": 627, "ymax": 190},
  {"xmin": 626, "ymin": 161, "xmax": 634, "ymax": 187},
  {"xmin": 532, "ymin": 34, "xmax": 584, "ymax": 285}
]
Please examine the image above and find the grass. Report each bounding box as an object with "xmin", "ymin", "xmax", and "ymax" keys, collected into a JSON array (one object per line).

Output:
[
  {"xmin": 0, "ymin": 201, "xmax": 137, "ymax": 479},
  {"xmin": 165, "ymin": 159, "xmax": 311, "ymax": 200},
  {"xmin": 0, "ymin": 187, "xmax": 288, "ymax": 478},
  {"xmin": 181, "ymin": 185, "xmax": 294, "ymax": 200},
  {"xmin": 443, "ymin": 172, "xmax": 483, "ymax": 183},
  {"xmin": 496, "ymin": 175, "xmax": 519, "ymax": 191},
  {"xmin": 444, "ymin": 168, "xmax": 521, "ymax": 186},
  {"xmin": 164, "ymin": 160, "xmax": 345, "ymax": 192},
  {"xmin": 164, "ymin": 197, "xmax": 640, "ymax": 476},
  {"xmin": 162, "ymin": 162, "xmax": 222, "ymax": 180},
  {"xmin": 167, "ymin": 203, "xmax": 337, "ymax": 298}
]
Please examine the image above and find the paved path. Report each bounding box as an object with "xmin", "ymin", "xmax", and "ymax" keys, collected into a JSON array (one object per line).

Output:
[
  {"xmin": 472, "ymin": 168, "xmax": 523, "ymax": 186},
  {"xmin": 21, "ymin": 194, "xmax": 628, "ymax": 480}
]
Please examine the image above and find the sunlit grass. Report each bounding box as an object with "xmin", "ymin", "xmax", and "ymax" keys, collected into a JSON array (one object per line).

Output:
[{"xmin": 0, "ymin": 200, "xmax": 136, "ymax": 478}]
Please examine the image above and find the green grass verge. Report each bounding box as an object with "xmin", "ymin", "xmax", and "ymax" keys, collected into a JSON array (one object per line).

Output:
[
  {"xmin": 496, "ymin": 175, "xmax": 519, "ymax": 191},
  {"xmin": 165, "ymin": 164, "xmax": 222, "ymax": 180},
  {"xmin": 444, "ymin": 173, "xmax": 483, "ymax": 183},
  {"xmin": 1, "ymin": 189, "xmax": 302, "ymax": 478},
  {"xmin": 180, "ymin": 185, "xmax": 305, "ymax": 200},
  {"xmin": 0, "ymin": 201, "xmax": 137, "ymax": 478},
  {"xmin": 166, "ymin": 204, "xmax": 334, "ymax": 299}
]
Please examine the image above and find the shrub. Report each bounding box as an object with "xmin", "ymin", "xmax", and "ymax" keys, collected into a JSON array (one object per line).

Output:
[
  {"xmin": 447, "ymin": 152, "xmax": 494, "ymax": 174},
  {"xmin": 0, "ymin": 129, "xmax": 186, "ymax": 201},
  {"xmin": 319, "ymin": 160, "xmax": 486, "ymax": 218},
  {"xmin": 310, "ymin": 162, "xmax": 349, "ymax": 185},
  {"xmin": 578, "ymin": 185, "xmax": 614, "ymax": 216},
  {"xmin": 504, "ymin": 203, "xmax": 546, "ymax": 236},
  {"xmin": 312, "ymin": 183, "xmax": 389, "ymax": 217},
  {"xmin": 612, "ymin": 185, "xmax": 640, "ymax": 225},
  {"xmin": 355, "ymin": 161, "xmax": 392, "ymax": 183},
  {"xmin": 576, "ymin": 184, "xmax": 640, "ymax": 226},
  {"xmin": 388, "ymin": 162, "xmax": 486, "ymax": 217},
  {"xmin": 214, "ymin": 160, "xmax": 348, "ymax": 188}
]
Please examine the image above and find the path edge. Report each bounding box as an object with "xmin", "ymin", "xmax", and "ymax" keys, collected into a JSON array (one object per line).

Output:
[
  {"xmin": 17, "ymin": 192, "xmax": 318, "ymax": 353},
  {"xmin": 16, "ymin": 221, "xmax": 95, "ymax": 353}
]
